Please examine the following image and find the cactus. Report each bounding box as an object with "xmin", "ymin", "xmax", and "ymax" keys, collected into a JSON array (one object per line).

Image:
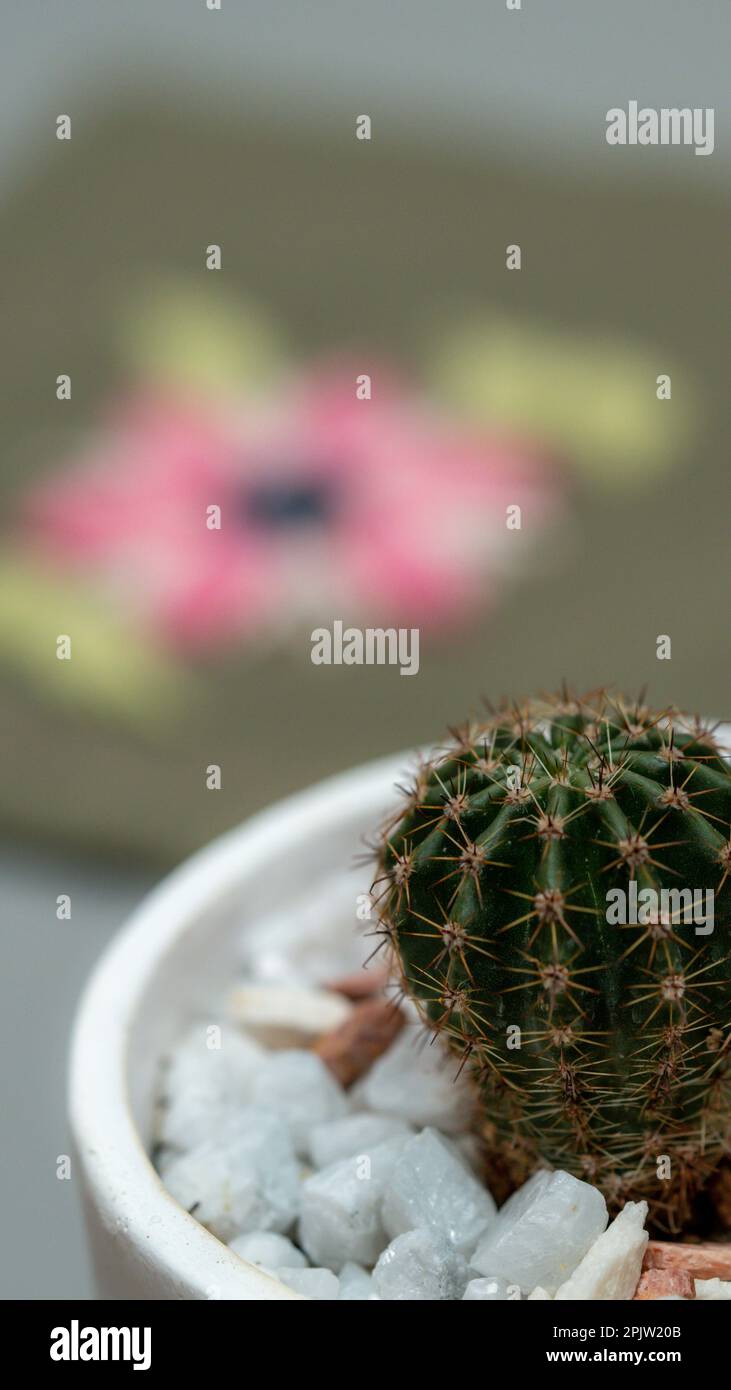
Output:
[{"xmin": 373, "ymin": 689, "xmax": 731, "ymax": 1230}]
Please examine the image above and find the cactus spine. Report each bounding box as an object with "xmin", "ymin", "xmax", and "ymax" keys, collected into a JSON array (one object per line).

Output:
[{"xmin": 374, "ymin": 690, "xmax": 731, "ymax": 1230}]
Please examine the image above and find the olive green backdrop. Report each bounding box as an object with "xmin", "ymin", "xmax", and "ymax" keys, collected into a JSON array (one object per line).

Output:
[{"xmin": 1, "ymin": 107, "xmax": 729, "ymax": 865}]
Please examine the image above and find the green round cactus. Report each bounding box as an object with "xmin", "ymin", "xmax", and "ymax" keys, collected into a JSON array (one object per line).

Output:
[{"xmin": 374, "ymin": 690, "xmax": 731, "ymax": 1230}]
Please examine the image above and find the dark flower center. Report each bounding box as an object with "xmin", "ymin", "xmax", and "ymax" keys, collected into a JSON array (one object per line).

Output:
[{"xmin": 241, "ymin": 475, "xmax": 339, "ymax": 530}]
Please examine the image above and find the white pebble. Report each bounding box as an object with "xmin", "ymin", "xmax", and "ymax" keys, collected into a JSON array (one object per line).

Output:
[
  {"xmin": 383, "ymin": 1127, "xmax": 496, "ymax": 1256},
  {"xmin": 308, "ymin": 1112, "xmax": 413, "ymax": 1169},
  {"xmin": 695, "ymin": 1278, "xmax": 731, "ymax": 1300},
  {"xmin": 161, "ymin": 1106, "xmax": 299, "ymax": 1242},
  {"xmin": 462, "ymin": 1276, "xmax": 514, "ymax": 1301},
  {"xmin": 229, "ymin": 1230, "xmax": 307, "ymax": 1270},
  {"xmin": 298, "ymin": 1137, "xmax": 409, "ymax": 1269},
  {"xmin": 251, "ymin": 1050, "xmax": 349, "ymax": 1154},
  {"xmin": 471, "ymin": 1169, "xmax": 607, "ymax": 1295},
  {"xmin": 278, "ymin": 1267, "xmax": 340, "ymax": 1300},
  {"xmin": 338, "ymin": 1262, "xmax": 381, "ymax": 1300},
  {"xmin": 352, "ymin": 1025, "xmax": 476, "ymax": 1133},
  {"xmin": 158, "ymin": 1024, "xmax": 264, "ymax": 1150},
  {"xmin": 554, "ymin": 1200, "xmax": 648, "ymax": 1301},
  {"xmin": 161, "ymin": 1141, "xmax": 255, "ymax": 1244},
  {"xmin": 373, "ymin": 1228, "xmax": 468, "ymax": 1300},
  {"xmin": 228, "ymin": 984, "xmax": 352, "ymax": 1049}
]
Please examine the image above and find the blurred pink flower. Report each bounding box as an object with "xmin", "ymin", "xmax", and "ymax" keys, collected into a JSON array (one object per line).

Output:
[{"xmin": 24, "ymin": 370, "xmax": 562, "ymax": 652}]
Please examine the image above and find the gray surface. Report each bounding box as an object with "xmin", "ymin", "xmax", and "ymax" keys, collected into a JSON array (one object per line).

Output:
[
  {"xmin": 1, "ymin": 0, "xmax": 729, "ymax": 187},
  {"xmin": 0, "ymin": 845, "xmax": 154, "ymax": 1299}
]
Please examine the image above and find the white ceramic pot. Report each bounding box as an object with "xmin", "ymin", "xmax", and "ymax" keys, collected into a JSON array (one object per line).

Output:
[
  {"xmin": 70, "ymin": 724, "xmax": 730, "ymax": 1299},
  {"xmin": 69, "ymin": 751, "xmax": 409, "ymax": 1300}
]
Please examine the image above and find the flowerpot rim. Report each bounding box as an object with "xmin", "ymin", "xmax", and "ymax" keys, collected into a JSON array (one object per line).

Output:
[{"xmin": 68, "ymin": 748, "xmax": 412, "ymax": 1300}]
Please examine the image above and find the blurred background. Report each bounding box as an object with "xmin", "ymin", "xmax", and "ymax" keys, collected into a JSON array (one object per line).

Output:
[{"xmin": 0, "ymin": 0, "xmax": 729, "ymax": 1296}]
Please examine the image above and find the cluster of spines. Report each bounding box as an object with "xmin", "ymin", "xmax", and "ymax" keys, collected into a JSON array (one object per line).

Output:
[{"xmin": 371, "ymin": 689, "xmax": 731, "ymax": 1230}]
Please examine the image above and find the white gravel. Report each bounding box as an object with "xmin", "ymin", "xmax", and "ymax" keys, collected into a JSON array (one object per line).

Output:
[
  {"xmin": 695, "ymin": 1278, "xmax": 731, "ymax": 1300},
  {"xmin": 298, "ymin": 1136, "xmax": 409, "ymax": 1268},
  {"xmin": 160, "ymin": 1105, "xmax": 300, "ymax": 1243},
  {"xmin": 373, "ymin": 1228, "xmax": 468, "ymax": 1300},
  {"xmin": 250, "ymin": 1050, "xmax": 349, "ymax": 1155},
  {"xmin": 463, "ymin": 1275, "xmax": 516, "ymax": 1301},
  {"xmin": 153, "ymin": 968, "xmax": 699, "ymax": 1299},
  {"xmin": 470, "ymin": 1168, "xmax": 608, "ymax": 1295},
  {"xmin": 338, "ymin": 1261, "xmax": 380, "ymax": 1300},
  {"xmin": 157, "ymin": 1023, "xmax": 264, "ymax": 1151},
  {"xmin": 553, "ymin": 1201, "xmax": 648, "ymax": 1301},
  {"xmin": 382, "ymin": 1127, "xmax": 496, "ymax": 1256},
  {"xmin": 350, "ymin": 1025, "xmax": 476, "ymax": 1133},
  {"xmin": 228, "ymin": 1230, "xmax": 308, "ymax": 1271},
  {"xmin": 307, "ymin": 1111, "xmax": 413, "ymax": 1169},
  {"xmin": 277, "ymin": 1267, "xmax": 340, "ymax": 1301}
]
